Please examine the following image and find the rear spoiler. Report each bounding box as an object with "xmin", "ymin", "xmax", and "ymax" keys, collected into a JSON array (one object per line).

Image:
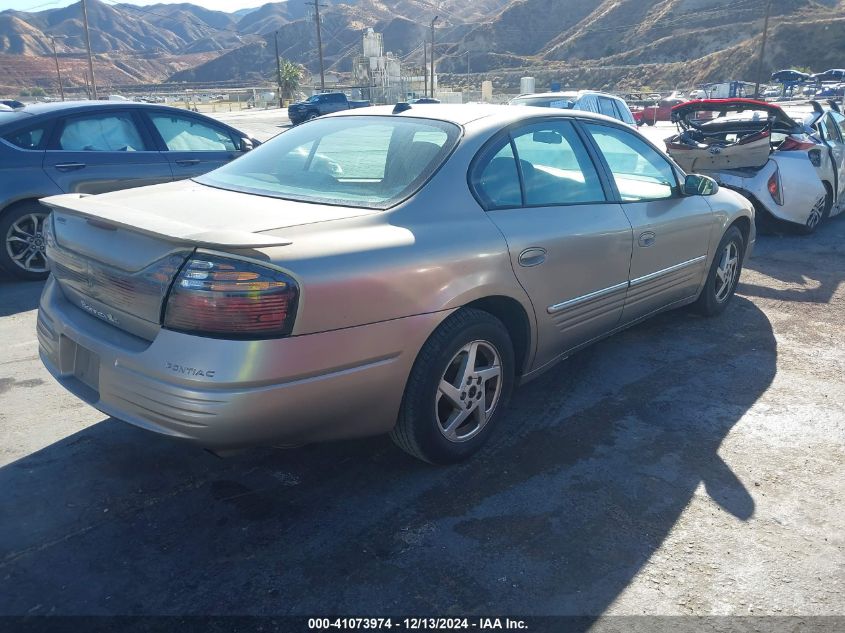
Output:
[{"xmin": 41, "ymin": 194, "xmax": 292, "ymax": 248}]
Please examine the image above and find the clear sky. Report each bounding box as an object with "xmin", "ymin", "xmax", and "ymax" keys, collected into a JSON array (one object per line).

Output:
[{"xmin": 4, "ymin": 0, "xmax": 270, "ymax": 12}]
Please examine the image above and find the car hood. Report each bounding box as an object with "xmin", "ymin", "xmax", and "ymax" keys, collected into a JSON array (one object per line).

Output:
[
  {"xmin": 671, "ymin": 99, "xmax": 800, "ymax": 129},
  {"xmin": 41, "ymin": 179, "xmax": 377, "ymax": 248}
]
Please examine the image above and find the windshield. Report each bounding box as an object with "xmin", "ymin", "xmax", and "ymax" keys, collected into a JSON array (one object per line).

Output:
[
  {"xmin": 511, "ymin": 96, "xmax": 575, "ymax": 109},
  {"xmin": 196, "ymin": 115, "xmax": 461, "ymax": 209}
]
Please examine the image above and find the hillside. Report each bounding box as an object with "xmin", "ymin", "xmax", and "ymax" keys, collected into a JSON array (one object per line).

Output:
[{"xmin": 2, "ymin": 0, "xmax": 845, "ymax": 95}]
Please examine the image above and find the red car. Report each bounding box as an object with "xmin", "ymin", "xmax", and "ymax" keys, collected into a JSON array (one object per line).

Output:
[{"xmin": 632, "ymin": 97, "xmax": 685, "ymax": 126}]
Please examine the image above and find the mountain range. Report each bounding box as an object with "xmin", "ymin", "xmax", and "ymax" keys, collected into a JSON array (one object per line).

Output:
[{"xmin": 1, "ymin": 0, "xmax": 845, "ymax": 95}]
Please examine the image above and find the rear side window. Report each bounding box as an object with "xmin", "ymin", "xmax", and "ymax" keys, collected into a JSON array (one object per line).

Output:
[
  {"xmin": 59, "ymin": 113, "xmax": 146, "ymax": 151},
  {"xmin": 472, "ymin": 140, "xmax": 521, "ymax": 209},
  {"xmin": 150, "ymin": 113, "xmax": 237, "ymax": 151},
  {"xmin": 511, "ymin": 120, "xmax": 606, "ymax": 206},
  {"xmin": 4, "ymin": 124, "xmax": 48, "ymax": 150},
  {"xmin": 584, "ymin": 123, "xmax": 678, "ymax": 201},
  {"xmin": 612, "ymin": 100, "xmax": 636, "ymax": 125}
]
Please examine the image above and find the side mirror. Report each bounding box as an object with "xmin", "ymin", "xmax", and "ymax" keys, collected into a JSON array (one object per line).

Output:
[
  {"xmin": 684, "ymin": 173, "xmax": 719, "ymax": 196},
  {"xmin": 241, "ymin": 137, "xmax": 254, "ymax": 152}
]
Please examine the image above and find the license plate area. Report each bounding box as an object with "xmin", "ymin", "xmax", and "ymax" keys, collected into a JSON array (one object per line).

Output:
[{"xmin": 60, "ymin": 336, "xmax": 100, "ymax": 393}]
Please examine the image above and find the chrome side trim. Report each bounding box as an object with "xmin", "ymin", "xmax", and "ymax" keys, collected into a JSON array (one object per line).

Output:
[
  {"xmin": 629, "ymin": 255, "xmax": 706, "ymax": 287},
  {"xmin": 547, "ymin": 281, "xmax": 629, "ymax": 314}
]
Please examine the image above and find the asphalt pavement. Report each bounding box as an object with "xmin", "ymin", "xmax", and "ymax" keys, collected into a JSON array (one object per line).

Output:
[{"xmin": 0, "ymin": 111, "xmax": 842, "ymax": 623}]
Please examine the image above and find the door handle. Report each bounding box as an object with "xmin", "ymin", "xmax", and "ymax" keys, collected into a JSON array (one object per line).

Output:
[
  {"xmin": 518, "ymin": 247, "xmax": 547, "ymax": 267},
  {"xmin": 175, "ymin": 159, "xmax": 201, "ymax": 166},
  {"xmin": 54, "ymin": 162, "xmax": 86, "ymax": 171},
  {"xmin": 638, "ymin": 231, "xmax": 656, "ymax": 247}
]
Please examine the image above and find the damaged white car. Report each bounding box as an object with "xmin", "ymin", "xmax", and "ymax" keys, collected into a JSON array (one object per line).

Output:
[{"xmin": 666, "ymin": 99, "xmax": 844, "ymax": 234}]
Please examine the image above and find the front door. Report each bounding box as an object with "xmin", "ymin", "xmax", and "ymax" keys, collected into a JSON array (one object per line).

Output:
[
  {"xmin": 43, "ymin": 109, "xmax": 172, "ymax": 194},
  {"xmin": 472, "ymin": 119, "xmax": 633, "ymax": 370},
  {"xmin": 820, "ymin": 112, "xmax": 845, "ymax": 205},
  {"xmin": 582, "ymin": 122, "xmax": 714, "ymax": 324}
]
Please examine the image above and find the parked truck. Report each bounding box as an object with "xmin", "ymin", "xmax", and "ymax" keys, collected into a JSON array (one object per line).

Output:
[{"xmin": 287, "ymin": 92, "xmax": 370, "ymax": 124}]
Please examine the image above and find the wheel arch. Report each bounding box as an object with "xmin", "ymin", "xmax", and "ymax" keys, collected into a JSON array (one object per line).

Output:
[
  {"xmin": 1, "ymin": 196, "xmax": 48, "ymax": 219},
  {"xmin": 728, "ymin": 215, "xmax": 751, "ymax": 255},
  {"xmin": 464, "ymin": 295, "xmax": 533, "ymax": 378}
]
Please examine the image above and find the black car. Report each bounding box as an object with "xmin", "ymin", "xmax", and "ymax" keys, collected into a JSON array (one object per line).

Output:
[{"xmin": 0, "ymin": 101, "xmax": 260, "ymax": 279}]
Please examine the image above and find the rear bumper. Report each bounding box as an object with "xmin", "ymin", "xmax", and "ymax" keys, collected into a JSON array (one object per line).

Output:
[
  {"xmin": 38, "ymin": 276, "xmax": 449, "ymax": 449},
  {"xmin": 714, "ymin": 157, "xmax": 827, "ymax": 227}
]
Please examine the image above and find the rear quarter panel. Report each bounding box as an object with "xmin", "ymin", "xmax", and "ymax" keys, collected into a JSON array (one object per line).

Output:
[{"xmin": 0, "ymin": 142, "xmax": 61, "ymax": 212}]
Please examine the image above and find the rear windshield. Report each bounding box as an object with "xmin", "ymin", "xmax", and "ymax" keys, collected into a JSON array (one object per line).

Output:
[
  {"xmin": 196, "ymin": 116, "xmax": 460, "ymax": 209},
  {"xmin": 511, "ymin": 96, "xmax": 575, "ymax": 109}
]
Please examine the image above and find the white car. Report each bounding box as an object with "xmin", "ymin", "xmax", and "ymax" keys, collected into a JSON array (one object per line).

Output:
[
  {"xmin": 509, "ymin": 91, "xmax": 637, "ymax": 127},
  {"xmin": 666, "ymin": 98, "xmax": 844, "ymax": 233}
]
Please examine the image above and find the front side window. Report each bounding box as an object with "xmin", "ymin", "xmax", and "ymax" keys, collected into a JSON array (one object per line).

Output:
[
  {"xmin": 58, "ymin": 113, "xmax": 146, "ymax": 151},
  {"xmin": 196, "ymin": 116, "xmax": 459, "ymax": 209},
  {"xmin": 584, "ymin": 123, "xmax": 678, "ymax": 201},
  {"xmin": 150, "ymin": 114, "xmax": 237, "ymax": 151},
  {"xmin": 511, "ymin": 120, "xmax": 605, "ymax": 206},
  {"xmin": 831, "ymin": 112, "xmax": 845, "ymax": 141}
]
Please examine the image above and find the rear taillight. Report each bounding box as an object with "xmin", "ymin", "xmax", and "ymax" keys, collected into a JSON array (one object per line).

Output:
[
  {"xmin": 779, "ymin": 136, "xmax": 816, "ymax": 151},
  {"xmin": 767, "ymin": 168, "xmax": 783, "ymax": 205},
  {"xmin": 163, "ymin": 253, "xmax": 299, "ymax": 339}
]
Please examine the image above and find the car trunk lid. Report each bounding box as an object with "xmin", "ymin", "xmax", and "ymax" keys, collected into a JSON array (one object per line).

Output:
[
  {"xmin": 671, "ymin": 98, "xmax": 801, "ymax": 132},
  {"xmin": 41, "ymin": 181, "xmax": 373, "ymax": 340}
]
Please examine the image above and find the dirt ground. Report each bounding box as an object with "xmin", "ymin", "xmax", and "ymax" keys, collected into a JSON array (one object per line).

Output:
[{"xmin": 0, "ymin": 117, "xmax": 842, "ymax": 626}]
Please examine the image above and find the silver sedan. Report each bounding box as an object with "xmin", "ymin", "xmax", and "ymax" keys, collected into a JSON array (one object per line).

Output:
[{"xmin": 37, "ymin": 104, "xmax": 755, "ymax": 463}]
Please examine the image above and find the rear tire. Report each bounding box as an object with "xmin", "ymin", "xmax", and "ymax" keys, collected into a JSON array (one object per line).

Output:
[
  {"xmin": 390, "ymin": 308, "xmax": 514, "ymax": 464},
  {"xmin": 0, "ymin": 202, "xmax": 50, "ymax": 281},
  {"xmin": 693, "ymin": 226, "xmax": 744, "ymax": 317}
]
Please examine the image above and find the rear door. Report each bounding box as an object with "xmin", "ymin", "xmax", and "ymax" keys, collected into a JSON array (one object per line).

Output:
[
  {"xmin": 582, "ymin": 121, "xmax": 714, "ymax": 323},
  {"xmin": 142, "ymin": 109, "xmax": 244, "ymax": 180},
  {"xmin": 43, "ymin": 109, "xmax": 172, "ymax": 194},
  {"xmin": 472, "ymin": 118, "xmax": 633, "ymax": 369}
]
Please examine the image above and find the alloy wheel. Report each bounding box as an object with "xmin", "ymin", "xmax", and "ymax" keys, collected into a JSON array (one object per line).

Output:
[
  {"xmin": 5, "ymin": 212, "xmax": 48, "ymax": 274},
  {"xmin": 714, "ymin": 241, "xmax": 739, "ymax": 303},
  {"xmin": 435, "ymin": 340, "xmax": 503, "ymax": 442},
  {"xmin": 806, "ymin": 196, "xmax": 825, "ymax": 231}
]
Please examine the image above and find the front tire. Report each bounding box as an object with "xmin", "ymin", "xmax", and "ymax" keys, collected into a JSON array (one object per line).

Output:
[
  {"xmin": 0, "ymin": 202, "xmax": 50, "ymax": 281},
  {"xmin": 391, "ymin": 308, "xmax": 515, "ymax": 464},
  {"xmin": 693, "ymin": 226, "xmax": 744, "ymax": 317}
]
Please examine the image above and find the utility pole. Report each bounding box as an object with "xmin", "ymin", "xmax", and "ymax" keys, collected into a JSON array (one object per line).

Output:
[
  {"xmin": 274, "ymin": 30, "xmax": 283, "ymax": 107},
  {"xmin": 753, "ymin": 0, "xmax": 773, "ymax": 98},
  {"xmin": 305, "ymin": 0, "xmax": 325, "ymax": 91},
  {"xmin": 81, "ymin": 0, "xmax": 97, "ymax": 100},
  {"xmin": 423, "ymin": 41, "xmax": 428, "ymax": 98},
  {"xmin": 429, "ymin": 16, "xmax": 438, "ymax": 98},
  {"xmin": 49, "ymin": 36, "xmax": 65, "ymax": 101},
  {"xmin": 466, "ymin": 51, "xmax": 470, "ymax": 90}
]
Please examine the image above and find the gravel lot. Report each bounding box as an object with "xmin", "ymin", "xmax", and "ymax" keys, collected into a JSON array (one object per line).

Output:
[{"xmin": 0, "ymin": 112, "xmax": 842, "ymax": 623}]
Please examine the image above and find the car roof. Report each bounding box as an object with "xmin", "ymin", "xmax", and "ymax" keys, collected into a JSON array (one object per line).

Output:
[
  {"xmin": 0, "ymin": 100, "xmax": 246, "ymax": 134},
  {"xmin": 512, "ymin": 91, "xmax": 621, "ymax": 100},
  {"xmin": 12, "ymin": 100, "xmax": 171, "ymax": 116},
  {"xmin": 328, "ymin": 103, "xmax": 627, "ymax": 128}
]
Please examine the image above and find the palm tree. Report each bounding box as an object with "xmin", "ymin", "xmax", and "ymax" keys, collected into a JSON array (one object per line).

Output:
[{"xmin": 276, "ymin": 58, "xmax": 303, "ymax": 103}]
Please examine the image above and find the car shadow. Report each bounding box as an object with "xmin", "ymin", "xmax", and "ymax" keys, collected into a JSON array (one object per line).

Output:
[
  {"xmin": 0, "ymin": 273, "xmax": 43, "ymax": 316},
  {"xmin": 738, "ymin": 212, "xmax": 845, "ymax": 304},
  {"xmin": 0, "ymin": 295, "xmax": 775, "ymax": 621}
]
